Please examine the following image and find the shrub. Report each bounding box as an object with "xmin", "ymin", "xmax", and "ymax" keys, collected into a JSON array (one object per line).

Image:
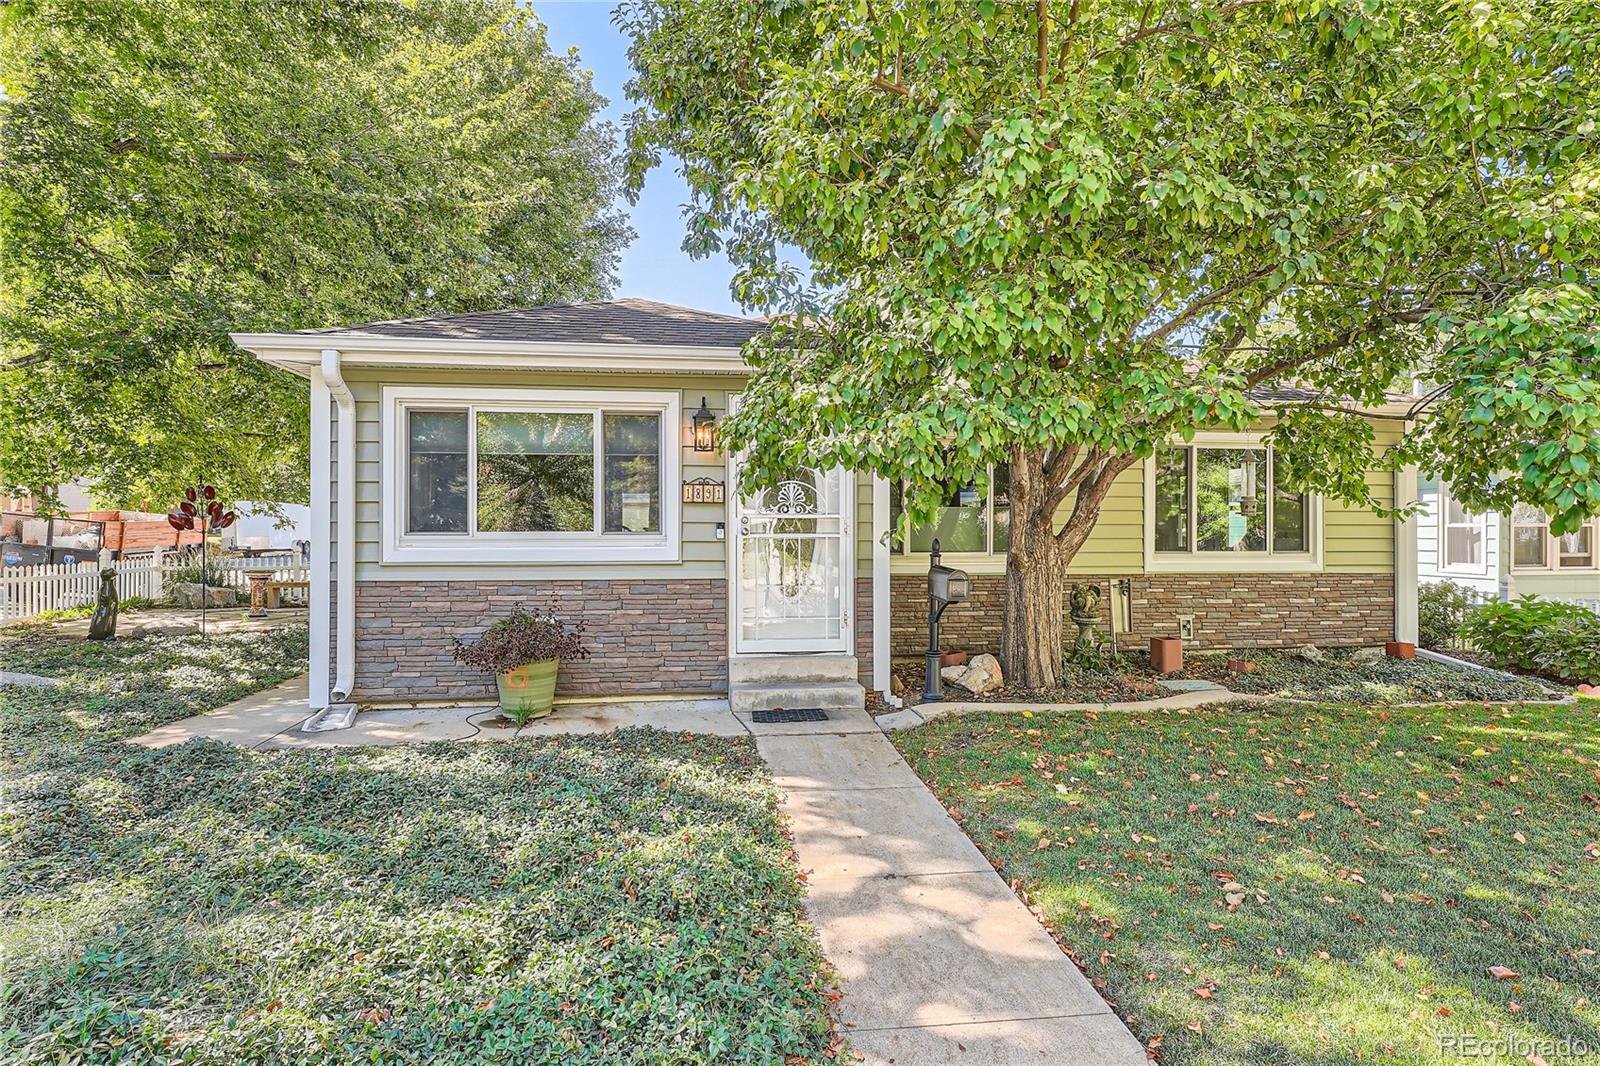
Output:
[
  {"xmin": 1417, "ymin": 581, "xmax": 1478, "ymax": 649},
  {"xmin": 162, "ymin": 554, "xmax": 230, "ymax": 594},
  {"xmin": 1458, "ymin": 597, "xmax": 1600, "ymax": 684},
  {"xmin": 452, "ymin": 604, "xmax": 590, "ymax": 675}
]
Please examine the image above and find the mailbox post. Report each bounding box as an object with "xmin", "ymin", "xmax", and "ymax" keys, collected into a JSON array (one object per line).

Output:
[{"xmin": 922, "ymin": 539, "xmax": 971, "ymax": 703}]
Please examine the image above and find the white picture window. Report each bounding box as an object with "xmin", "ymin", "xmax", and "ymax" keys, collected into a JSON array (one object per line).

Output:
[
  {"xmin": 383, "ymin": 387, "xmax": 680, "ymax": 563},
  {"xmin": 1439, "ymin": 485, "xmax": 1487, "ymax": 573},
  {"xmin": 889, "ymin": 465, "xmax": 1010, "ymax": 556},
  {"xmin": 1147, "ymin": 442, "xmax": 1318, "ymax": 571}
]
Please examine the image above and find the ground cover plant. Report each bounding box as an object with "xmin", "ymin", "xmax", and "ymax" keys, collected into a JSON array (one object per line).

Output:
[
  {"xmin": 1, "ymin": 625, "xmax": 839, "ymax": 1065},
  {"xmin": 894, "ymin": 701, "xmax": 1600, "ymax": 1065},
  {"xmin": 889, "ymin": 647, "xmax": 1561, "ymax": 709}
]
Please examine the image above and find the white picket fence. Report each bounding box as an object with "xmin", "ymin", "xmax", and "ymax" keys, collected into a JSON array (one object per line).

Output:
[{"xmin": 0, "ymin": 550, "xmax": 309, "ymax": 623}]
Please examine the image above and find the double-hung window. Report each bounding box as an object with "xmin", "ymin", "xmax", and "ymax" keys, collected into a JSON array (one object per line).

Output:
[
  {"xmin": 384, "ymin": 387, "xmax": 681, "ymax": 563},
  {"xmin": 1146, "ymin": 437, "xmax": 1320, "ymax": 571},
  {"xmin": 1438, "ymin": 484, "xmax": 1488, "ymax": 573}
]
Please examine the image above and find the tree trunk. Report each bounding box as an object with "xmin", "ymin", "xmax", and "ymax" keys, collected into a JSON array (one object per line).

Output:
[
  {"xmin": 999, "ymin": 444, "xmax": 1132, "ymax": 690},
  {"xmin": 1000, "ymin": 445, "xmax": 1068, "ymax": 690}
]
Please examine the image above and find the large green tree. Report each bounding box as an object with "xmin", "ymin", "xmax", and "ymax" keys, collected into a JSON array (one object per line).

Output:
[
  {"xmin": 1, "ymin": 0, "xmax": 629, "ymax": 510},
  {"xmin": 622, "ymin": 0, "xmax": 1598, "ymax": 687}
]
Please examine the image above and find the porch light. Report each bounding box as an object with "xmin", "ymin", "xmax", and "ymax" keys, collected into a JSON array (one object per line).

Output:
[{"xmin": 692, "ymin": 397, "xmax": 717, "ymax": 452}]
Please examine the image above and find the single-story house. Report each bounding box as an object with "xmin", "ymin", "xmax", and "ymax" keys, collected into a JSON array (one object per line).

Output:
[
  {"xmin": 1417, "ymin": 479, "xmax": 1600, "ymax": 609},
  {"xmin": 231, "ymin": 298, "xmax": 1422, "ymax": 713}
]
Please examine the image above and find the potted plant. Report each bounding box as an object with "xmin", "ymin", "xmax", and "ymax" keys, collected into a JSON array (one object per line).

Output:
[{"xmin": 452, "ymin": 605, "xmax": 590, "ymax": 725}]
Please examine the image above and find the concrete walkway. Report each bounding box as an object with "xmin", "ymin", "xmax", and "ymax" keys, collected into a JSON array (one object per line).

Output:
[{"xmin": 751, "ymin": 704, "xmax": 1146, "ymax": 1065}]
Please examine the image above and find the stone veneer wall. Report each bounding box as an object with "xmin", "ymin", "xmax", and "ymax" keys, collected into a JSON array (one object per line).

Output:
[
  {"xmin": 352, "ymin": 579, "xmax": 729, "ymax": 701},
  {"xmin": 854, "ymin": 576, "xmax": 874, "ymax": 690},
  {"xmin": 890, "ymin": 572, "xmax": 1395, "ymax": 658}
]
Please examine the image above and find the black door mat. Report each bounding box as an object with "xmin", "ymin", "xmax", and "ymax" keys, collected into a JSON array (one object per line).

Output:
[{"xmin": 751, "ymin": 708, "xmax": 829, "ymax": 724}]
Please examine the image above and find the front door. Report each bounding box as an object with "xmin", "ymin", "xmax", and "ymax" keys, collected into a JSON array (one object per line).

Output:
[{"xmin": 730, "ymin": 460, "xmax": 853, "ymax": 654}]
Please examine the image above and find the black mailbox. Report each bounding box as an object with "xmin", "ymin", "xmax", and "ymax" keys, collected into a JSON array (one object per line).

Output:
[
  {"xmin": 928, "ymin": 564, "xmax": 970, "ymax": 605},
  {"xmin": 922, "ymin": 541, "xmax": 971, "ymax": 703}
]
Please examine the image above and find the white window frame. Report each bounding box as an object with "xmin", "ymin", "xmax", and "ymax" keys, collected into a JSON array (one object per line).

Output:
[
  {"xmin": 1437, "ymin": 483, "xmax": 1489, "ymax": 576},
  {"xmin": 888, "ymin": 464, "xmax": 1009, "ymax": 575},
  {"xmin": 1143, "ymin": 432, "xmax": 1323, "ymax": 574},
  {"xmin": 381, "ymin": 385, "xmax": 681, "ymax": 563},
  {"xmin": 1509, "ymin": 506, "xmax": 1600, "ymax": 573}
]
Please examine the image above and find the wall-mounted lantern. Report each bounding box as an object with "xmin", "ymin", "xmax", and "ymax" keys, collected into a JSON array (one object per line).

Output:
[{"xmin": 692, "ymin": 397, "xmax": 717, "ymax": 452}]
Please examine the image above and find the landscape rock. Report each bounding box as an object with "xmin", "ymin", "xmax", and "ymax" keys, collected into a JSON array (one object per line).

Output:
[
  {"xmin": 0, "ymin": 671, "xmax": 62, "ymax": 689},
  {"xmin": 1289, "ymin": 644, "xmax": 1324, "ymax": 662},
  {"xmin": 943, "ymin": 653, "xmax": 1005, "ymax": 695},
  {"xmin": 173, "ymin": 583, "xmax": 239, "ymax": 609},
  {"xmin": 1350, "ymin": 647, "xmax": 1385, "ymax": 666}
]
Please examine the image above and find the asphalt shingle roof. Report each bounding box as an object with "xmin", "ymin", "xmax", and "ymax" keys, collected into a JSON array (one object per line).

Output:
[{"xmin": 297, "ymin": 297, "xmax": 766, "ymax": 348}]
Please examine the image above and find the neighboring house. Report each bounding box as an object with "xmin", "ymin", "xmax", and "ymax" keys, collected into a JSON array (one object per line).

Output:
[
  {"xmin": 2, "ymin": 485, "xmax": 200, "ymax": 565},
  {"xmin": 223, "ymin": 501, "xmax": 311, "ymax": 554},
  {"xmin": 1417, "ymin": 477, "xmax": 1600, "ymax": 607},
  {"xmin": 231, "ymin": 298, "xmax": 1421, "ymax": 713}
]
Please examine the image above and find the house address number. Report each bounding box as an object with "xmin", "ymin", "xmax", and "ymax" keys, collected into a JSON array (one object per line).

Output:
[{"xmin": 681, "ymin": 478, "xmax": 725, "ymax": 504}]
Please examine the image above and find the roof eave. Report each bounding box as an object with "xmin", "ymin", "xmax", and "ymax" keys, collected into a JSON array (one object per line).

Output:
[{"xmin": 228, "ymin": 332, "xmax": 754, "ymax": 378}]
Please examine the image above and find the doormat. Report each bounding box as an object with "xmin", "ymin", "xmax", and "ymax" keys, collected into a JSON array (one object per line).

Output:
[{"xmin": 751, "ymin": 708, "xmax": 829, "ymax": 724}]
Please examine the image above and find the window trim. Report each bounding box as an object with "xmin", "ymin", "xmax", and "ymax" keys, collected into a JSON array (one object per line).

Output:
[
  {"xmin": 1437, "ymin": 483, "xmax": 1490, "ymax": 576},
  {"xmin": 887, "ymin": 464, "xmax": 1009, "ymax": 575},
  {"xmin": 1142, "ymin": 432, "xmax": 1324, "ymax": 574},
  {"xmin": 381, "ymin": 385, "xmax": 681, "ymax": 563}
]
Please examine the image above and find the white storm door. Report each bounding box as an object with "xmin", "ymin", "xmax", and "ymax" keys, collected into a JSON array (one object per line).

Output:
[{"xmin": 731, "ymin": 462, "xmax": 853, "ymax": 654}]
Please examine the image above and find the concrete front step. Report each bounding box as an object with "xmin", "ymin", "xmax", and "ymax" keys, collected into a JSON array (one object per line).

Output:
[
  {"xmin": 729, "ymin": 653, "xmax": 860, "ymax": 685},
  {"xmin": 729, "ymin": 679, "xmax": 866, "ymax": 715}
]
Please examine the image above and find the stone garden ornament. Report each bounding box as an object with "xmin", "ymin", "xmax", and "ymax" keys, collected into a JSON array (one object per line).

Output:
[{"xmin": 86, "ymin": 565, "xmax": 118, "ymax": 641}]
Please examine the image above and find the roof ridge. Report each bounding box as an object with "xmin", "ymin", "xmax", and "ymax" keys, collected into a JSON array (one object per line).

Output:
[{"xmin": 296, "ymin": 297, "xmax": 760, "ymax": 336}]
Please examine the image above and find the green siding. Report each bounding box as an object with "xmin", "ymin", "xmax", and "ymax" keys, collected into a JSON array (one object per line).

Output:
[{"xmin": 334, "ymin": 366, "xmax": 875, "ymax": 583}]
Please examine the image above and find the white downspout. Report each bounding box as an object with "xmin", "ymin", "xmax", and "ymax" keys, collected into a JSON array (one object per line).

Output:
[
  {"xmin": 321, "ymin": 349, "xmax": 357, "ymax": 702},
  {"xmin": 872, "ymin": 474, "xmax": 896, "ymax": 702},
  {"xmin": 1395, "ymin": 461, "xmax": 1420, "ymax": 645}
]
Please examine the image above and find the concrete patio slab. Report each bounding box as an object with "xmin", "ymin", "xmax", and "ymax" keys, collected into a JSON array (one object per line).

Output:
[
  {"xmin": 846, "ymin": 1011, "xmax": 1148, "ymax": 1066},
  {"xmin": 757, "ymin": 732, "xmax": 927, "ymax": 791},
  {"xmin": 260, "ymin": 706, "xmax": 490, "ymax": 749},
  {"xmin": 734, "ymin": 702, "xmax": 880, "ymax": 736},
  {"xmin": 132, "ymin": 675, "xmax": 314, "ymax": 750},
  {"xmin": 804, "ymin": 871, "xmax": 1119, "ymax": 1032},
  {"xmin": 515, "ymin": 698, "xmax": 744, "ymax": 737}
]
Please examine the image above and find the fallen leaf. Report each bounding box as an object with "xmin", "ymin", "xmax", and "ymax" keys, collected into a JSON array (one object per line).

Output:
[{"xmin": 1487, "ymin": 966, "xmax": 1520, "ymax": 981}]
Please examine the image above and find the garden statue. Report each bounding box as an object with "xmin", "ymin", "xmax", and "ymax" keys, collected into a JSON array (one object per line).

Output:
[
  {"xmin": 86, "ymin": 566, "xmax": 118, "ymax": 640},
  {"xmin": 1068, "ymin": 582, "xmax": 1103, "ymax": 660}
]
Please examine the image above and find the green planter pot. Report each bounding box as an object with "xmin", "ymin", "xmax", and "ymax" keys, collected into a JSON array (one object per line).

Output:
[{"xmin": 496, "ymin": 659, "xmax": 559, "ymax": 722}]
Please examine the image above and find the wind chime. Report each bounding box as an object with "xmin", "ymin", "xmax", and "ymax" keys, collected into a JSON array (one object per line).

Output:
[{"xmin": 167, "ymin": 481, "xmax": 236, "ymax": 636}]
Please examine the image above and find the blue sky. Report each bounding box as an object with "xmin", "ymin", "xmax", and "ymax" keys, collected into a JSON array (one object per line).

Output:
[{"xmin": 533, "ymin": 2, "xmax": 744, "ymax": 315}]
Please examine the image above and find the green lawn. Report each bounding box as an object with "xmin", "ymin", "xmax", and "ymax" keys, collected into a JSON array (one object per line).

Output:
[
  {"xmin": 894, "ymin": 701, "xmax": 1600, "ymax": 1065},
  {"xmin": 1, "ymin": 625, "xmax": 838, "ymax": 1065}
]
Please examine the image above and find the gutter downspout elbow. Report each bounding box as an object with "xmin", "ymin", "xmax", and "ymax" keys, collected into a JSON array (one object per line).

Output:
[{"xmin": 321, "ymin": 348, "xmax": 357, "ymax": 703}]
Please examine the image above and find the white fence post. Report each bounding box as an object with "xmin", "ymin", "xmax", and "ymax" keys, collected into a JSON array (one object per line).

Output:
[{"xmin": 148, "ymin": 547, "xmax": 165, "ymax": 600}]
